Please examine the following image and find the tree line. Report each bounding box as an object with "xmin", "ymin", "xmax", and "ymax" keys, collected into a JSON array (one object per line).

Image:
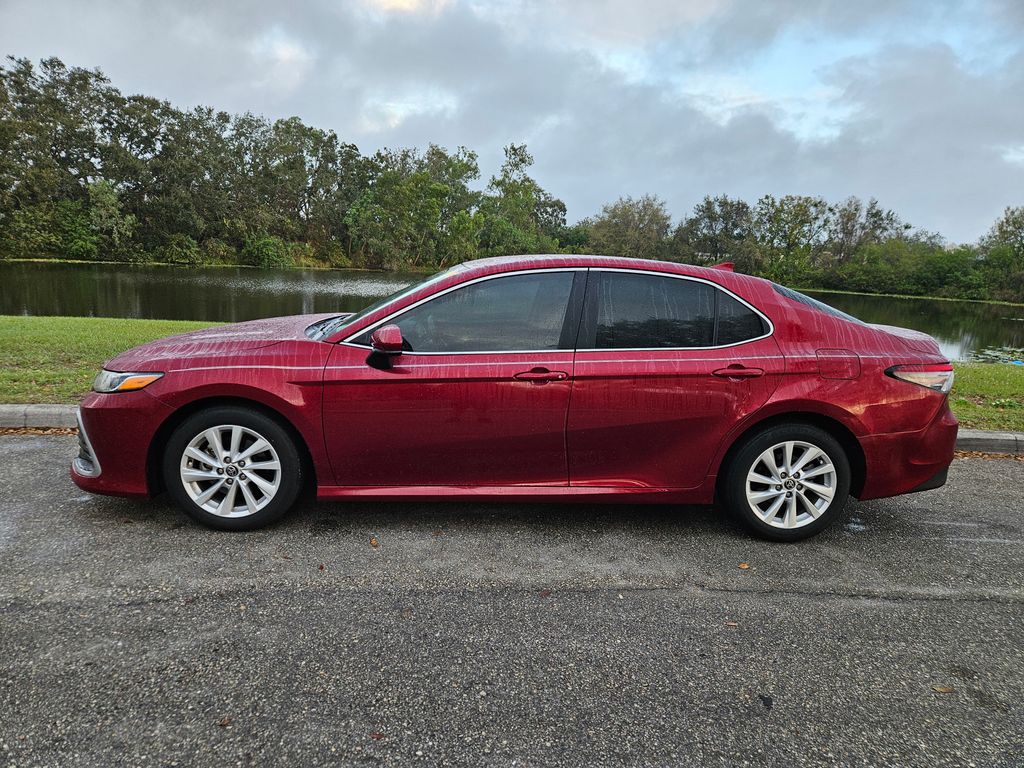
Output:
[{"xmin": 2, "ymin": 57, "xmax": 1023, "ymax": 302}]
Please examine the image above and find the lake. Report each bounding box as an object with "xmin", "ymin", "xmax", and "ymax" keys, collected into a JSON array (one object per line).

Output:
[{"xmin": 2, "ymin": 261, "xmax": 1022, "ymax": 361}]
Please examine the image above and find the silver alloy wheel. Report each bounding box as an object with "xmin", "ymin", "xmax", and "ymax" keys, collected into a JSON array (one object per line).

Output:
[
  {"xmin": 744, "ymin": 440, "xmax": 837, "ymax": 529},
  {"xmin": 179, "ymin": 424, "xmax": 282, "ymax": 518}
]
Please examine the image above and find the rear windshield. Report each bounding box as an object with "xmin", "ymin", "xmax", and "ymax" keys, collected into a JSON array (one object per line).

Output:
[{"xmin": 772, "ymin": 284, "xmax": 863, "ymax": 324}]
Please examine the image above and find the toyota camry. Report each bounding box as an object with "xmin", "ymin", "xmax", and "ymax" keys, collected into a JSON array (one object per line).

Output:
[{"xmin": 71, "ymin": 255, "xmax": 958, "ymax": 540}]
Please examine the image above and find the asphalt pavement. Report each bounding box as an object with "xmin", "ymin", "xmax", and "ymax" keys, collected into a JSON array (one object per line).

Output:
[{"xmin": 1, "ymin": 435, "xmax": 1022, "ymax": 767}]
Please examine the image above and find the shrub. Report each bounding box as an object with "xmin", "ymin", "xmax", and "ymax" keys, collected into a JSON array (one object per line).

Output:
[
  {"xmin": 288, "ymin": 241, "xmax": 316, "ymax": 267},
  {"xmin": 201, "ymin": 238, "xmax": 237, "ymax": 265},
  {"xmin": 241, "ymin": 234, "xmax": 293, "ymax": 269},
  {"xmin": 318, "ymin": 241, "xmax": 353, "ymax": 269},
  {"xmin": 158, "ymin": 234, "xmax": 203, "ymax": 265}
]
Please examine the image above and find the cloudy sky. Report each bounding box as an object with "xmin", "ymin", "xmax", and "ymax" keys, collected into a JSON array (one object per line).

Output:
[{"xmin": 2, "ymin": 0, "xmax": 1022, "ymax": 241}]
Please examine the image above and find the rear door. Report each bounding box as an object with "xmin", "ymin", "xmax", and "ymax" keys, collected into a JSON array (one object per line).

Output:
[{"xmin": 567, "ymin": 269, "xmax": 784, "ymax": 489}]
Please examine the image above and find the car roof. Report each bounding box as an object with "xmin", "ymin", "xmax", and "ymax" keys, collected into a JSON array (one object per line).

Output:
[{"xmin": 453, "ymin": 253, "xmax": 769, "ymax": 288}]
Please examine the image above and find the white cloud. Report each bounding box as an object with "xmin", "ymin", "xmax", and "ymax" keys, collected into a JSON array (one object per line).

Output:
[
  {"xmin": 248, "ymin": 28, "xmax": 314, "ymax": 92},
  {"xmin": 359, "ymin": 88, "xmax": 460, "ymax": 133},
  {"xmin": 1003, "ymin": 145, "xmax": 1024, "ymax": 166},
  {"xmin": 363, "ymin": 0, "xmax": 452, "ymax": 11}
]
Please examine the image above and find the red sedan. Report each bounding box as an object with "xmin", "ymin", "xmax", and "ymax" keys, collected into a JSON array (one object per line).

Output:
[{"xmin": 71, "ymin": 255, "xmax": 957, "ymax": 540}]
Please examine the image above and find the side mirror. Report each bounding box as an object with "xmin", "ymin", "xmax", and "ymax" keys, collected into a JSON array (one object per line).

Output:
[{"xmin": 370, "ymin": 324, "xmax": 404, "ymax": 355}]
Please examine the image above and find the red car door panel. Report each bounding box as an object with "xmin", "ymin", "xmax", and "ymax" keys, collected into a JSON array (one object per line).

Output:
[
  {"xmin": 567, "ymin": 339, "xmax": 784, "ymax": 488},
  {"xmin": 322, "ymin": 346, "xmax": 574, "ymax": 486}
]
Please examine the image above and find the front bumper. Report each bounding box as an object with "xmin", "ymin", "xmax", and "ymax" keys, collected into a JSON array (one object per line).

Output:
[
  {"xmin": 857, "ymin": 399, "xmax": 958, "ymax": 500},
  {"xmin": 70, "ymin": 391, "xmax": 174, "ymax": 498}
]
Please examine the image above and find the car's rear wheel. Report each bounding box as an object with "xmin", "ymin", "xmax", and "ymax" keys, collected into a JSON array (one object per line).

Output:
[
  {"xmin": 163, "ymin": 406, "xmax": 302, "ymax": 530},
  {"xmin": 721, "ymin": 423, "xmax": 850, "ymax": 541}
]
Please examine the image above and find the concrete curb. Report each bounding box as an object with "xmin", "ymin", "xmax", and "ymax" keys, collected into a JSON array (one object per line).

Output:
[
  {"xmin": 0, "ymin": 404, "xmax": 78, "ymax": 429},
  {"xmin": 955, "ymin": 428, "xmax": 1024, "ymax": 455},
  {"xmin": 0, "ymin": 404, "xmax": 1022, "ymax": 455}
]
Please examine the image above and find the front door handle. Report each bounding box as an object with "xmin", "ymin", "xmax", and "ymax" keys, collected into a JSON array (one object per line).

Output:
[
  {"xmin": 513, "ymin": 367, "xmax": 568, "ymax": 383},
  {"xmin": 712, "ymin": 365, "xmax": 764, "ymax": 379}
]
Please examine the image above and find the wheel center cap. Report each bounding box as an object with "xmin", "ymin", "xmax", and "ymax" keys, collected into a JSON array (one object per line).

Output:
[
  {"xmin": 225, "ymin": 465, "xmax": 239, "ymax": 477},
  {"xmin": 783, "ymin": 479, "xmax": 796, "ymax": 490}
]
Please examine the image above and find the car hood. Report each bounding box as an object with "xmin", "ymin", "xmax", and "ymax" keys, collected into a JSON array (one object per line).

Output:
[
  {"xmin": 869, "ymin": 323, "xmax": 943, "ymax": 356},
  {"xmin": 105, "ymin": 313, "xmax": 340, "ymax": 371}
]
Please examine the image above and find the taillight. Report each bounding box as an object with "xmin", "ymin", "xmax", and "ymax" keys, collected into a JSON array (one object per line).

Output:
[{"xmin": 886, "ymin": 363, "xmax": 954, "ymax": 394}]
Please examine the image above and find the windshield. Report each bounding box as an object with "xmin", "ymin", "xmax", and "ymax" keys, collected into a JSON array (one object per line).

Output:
[{"xmin": 312, "ymin": 266, "xmax": 462, "ymax": 340}]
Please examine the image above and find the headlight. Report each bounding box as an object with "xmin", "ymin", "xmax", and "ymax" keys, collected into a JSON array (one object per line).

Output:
[{"xmin": 92, "ymin": 369, "xmax": 164, "ymax": 393}]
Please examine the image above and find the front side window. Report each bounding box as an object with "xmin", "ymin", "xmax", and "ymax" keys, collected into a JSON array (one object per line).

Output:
[
  {"xmin": 592, "ymin": 272, "xmax": 716, "ymax": 348},
  {"xmin": 353, "ymin": 271, "xmax": 575, "ymax": 353}
]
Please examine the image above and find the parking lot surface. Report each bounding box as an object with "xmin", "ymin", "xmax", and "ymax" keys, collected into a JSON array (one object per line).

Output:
[{"xmin": 1, "ymin": 435, "xmax": 1022, "ymax": 767}]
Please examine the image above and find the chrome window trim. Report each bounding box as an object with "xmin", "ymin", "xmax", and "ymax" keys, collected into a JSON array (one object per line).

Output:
[{"xmin": 340, "ymin": 265, "xmax": 774, "ymax": 355}]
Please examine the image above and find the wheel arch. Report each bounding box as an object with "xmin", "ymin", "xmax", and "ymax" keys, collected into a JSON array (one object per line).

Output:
[
  {"xmin": 146, "ymin": 395, "xmax": 318, "ymax": 497},
  {"xmin": 714, "ymin": 411, "xmax": 867, "ymax": 499}
]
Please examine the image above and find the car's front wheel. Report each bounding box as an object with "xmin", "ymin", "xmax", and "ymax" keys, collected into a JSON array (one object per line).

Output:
[
  {"xmin": 163, "ymin": 406, "xmax": 303, "ymax": 530},
  {"xmin": 721, "ymin": 423, "xmax": 851, "ymax": 541}
]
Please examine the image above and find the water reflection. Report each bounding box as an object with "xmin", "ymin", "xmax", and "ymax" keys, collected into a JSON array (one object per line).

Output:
[
  {"xmin": 0, "ymin": 262, "xmax": 416, "ymax": 323},
  {"xmin": 1, "ymin": 262, "xmax": 1022, "ymax": 360}
]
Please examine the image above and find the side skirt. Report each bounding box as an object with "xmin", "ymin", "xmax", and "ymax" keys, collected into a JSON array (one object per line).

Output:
[{"xmin": 316, "ymin": 485, "xmax": 700, "ymax": 504}]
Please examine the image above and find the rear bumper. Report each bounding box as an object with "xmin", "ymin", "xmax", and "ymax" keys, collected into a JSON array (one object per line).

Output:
[
  {"xmin": 857, "ymin": 400, "xmax": 958, "ymax": 500},
  {"xmin": 907, "ymin": 466, "xmax": 949, "ymax": 493},
  {"xmin": 70, "ymin": 391, "xmax": 174, "ymax": 498}
]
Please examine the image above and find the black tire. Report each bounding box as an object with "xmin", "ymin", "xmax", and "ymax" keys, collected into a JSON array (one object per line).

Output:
[
  {"xmin": 720, "ymin": 423, "xmax": 850, "ymax": 542},
  {"xmin": 162, "ymin": 406, "xmax": 303, "ymax": 531}
]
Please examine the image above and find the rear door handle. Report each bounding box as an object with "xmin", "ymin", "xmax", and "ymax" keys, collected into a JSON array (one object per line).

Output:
[
  {"xmin": 514, "ymin": 367, "xmax": 568, "ymax": 383},
  {"xmin": 712, "ymin": 365, "xmax": 764, "ymax": 379}
]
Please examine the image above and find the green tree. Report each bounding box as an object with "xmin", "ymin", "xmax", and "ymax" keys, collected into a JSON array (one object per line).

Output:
[
  {"xmin": 978, "ymin": 206, "xmax": 1024, "ymax": 301},
  {"xmin": 827, "ymin": 197, "xmax": 909, "ymax": 265},
  {"xmin": 88, "ymin": 180, "xmax": 137, "ymax": 260},
  {"xmin": 751, "ymin": 194, "xmax": 831, "ymax": 282},
  {"xmin": 241, "ymin": 233, "xmax": 293, "ymax": 269},
  {"xmin": 586, "ymin": 194, "xmax": 671, "ymax": 260},
  {"xmin": 478, "ymin": 144, "xmax": 562, "ymax": 257},
  {"xmin": 671, "ymin": 195, "xmax": 757, "ymax": 269},
  {"xmin": 159, "ymin": 233, "xmax": 202, "ymax": 265},
  {"xmin": 5, "ymin": 55, "xmax": 1024, "ymax": 301}
]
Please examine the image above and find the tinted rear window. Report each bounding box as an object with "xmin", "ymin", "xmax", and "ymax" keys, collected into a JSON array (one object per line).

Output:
[
  {"xmin": 716, "ymin": 292, "xmax": 768, "ymax": 345},
  {"xmin": 593, "ymin": 272, "xmax": 716, "ymax": 348}
]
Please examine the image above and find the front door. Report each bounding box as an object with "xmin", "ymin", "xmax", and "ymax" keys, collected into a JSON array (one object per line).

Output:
[{"xmin": 322, "ymin": 269, "xmax": 585, "ymax": 487}]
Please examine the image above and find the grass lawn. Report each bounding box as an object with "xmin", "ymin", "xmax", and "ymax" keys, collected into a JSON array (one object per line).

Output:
[
  {"xmin": 0, "ymin": 315, "xmax": 216, "ymax": 404},
  {"xmin": 950, "ymin": 362, "xmax": 1024, "ymax": 432},
  {"xmin": 1, "ymin": 315, "xmax": 1022, "ymax": 432}
]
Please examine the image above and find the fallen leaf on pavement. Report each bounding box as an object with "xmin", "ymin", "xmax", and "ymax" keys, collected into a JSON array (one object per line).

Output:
[
  {"xmin": 370, "ymin": 536, "xmax": 379, "ymax": 548},
  {"xmin": 932, "ymin": 685, "xmax": 955, "ymax": 694},
  {"xmin": 370, "ymin": 732, "xmax": 385, "ymax": 741},
  {"xmin": 218, "ymin": 716, "xmax": 232, "ymax": 727},
  {"xmin": 738, "ymin": 562, "xmax": 750, "ymax": 570}
]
